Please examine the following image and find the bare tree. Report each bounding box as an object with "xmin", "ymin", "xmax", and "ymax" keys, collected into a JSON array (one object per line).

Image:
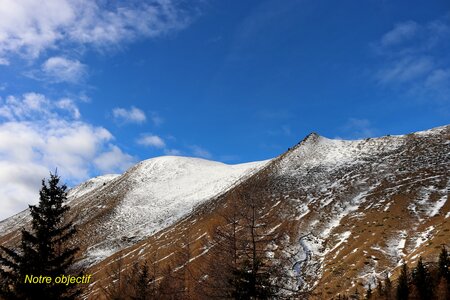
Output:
[
  {"xmin": 102, "ymin": 255, "xmax": 160, "ymax": 300},
  {"xmin": 102, "ymin": 255, "xmax": 126, "ymax": 300},
  {"xmin": 202, "ymin": 175, "xmax": 303, "ymax": 299}
]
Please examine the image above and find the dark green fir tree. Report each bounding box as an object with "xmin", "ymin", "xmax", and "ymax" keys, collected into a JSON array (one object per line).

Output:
[
  {"xmin": 0, "ymin": 172, "xmax": 81, "ymax": 300},
  {"xmin": 365, "ymin": 283, "xmax": 372, "ymax": 299},
  {"xmin": 396, "ymin": 263, "xmax": 409, "ymax": 300},
  {"xmin": 412, "ymin": 256, "xmax": 433, "ymax": 300},
  {"xmin": 438, "ymin": 246, "xmax": 449, "ymax": 280}
]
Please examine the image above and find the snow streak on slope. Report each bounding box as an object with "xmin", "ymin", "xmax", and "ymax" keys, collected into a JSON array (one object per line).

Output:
[
  {"xmin": 67, "ymin": 174, "xmax": 120, "ymax": 200},
  {"xmin": 84, "ymin": 156, "xmax": 269, "ymax": 265},
  {"xmin": 271, "ymin": 125, "xmax": 450, "ymax": 293}
]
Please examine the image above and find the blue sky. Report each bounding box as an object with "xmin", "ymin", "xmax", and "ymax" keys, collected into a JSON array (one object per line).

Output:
[{"xmin": 0, "ymin": 0, "xmax": 449, "ymax": 219}]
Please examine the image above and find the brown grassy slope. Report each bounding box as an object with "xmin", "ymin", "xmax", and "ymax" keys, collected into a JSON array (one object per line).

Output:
[
  {"xmin": 83, "ymin": 126, "xmax": 449, "ymax": 299},
  {"xmin": 1, "ymin": 125, "xmax": 449, "ymax": 300}
]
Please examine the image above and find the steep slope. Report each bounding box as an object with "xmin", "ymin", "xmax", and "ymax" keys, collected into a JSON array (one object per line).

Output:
[
  {"xmin": 272, "ymin": 126, "xmax": 449, "ymax": 297},
  {"xmin": 0, "ymin": 156, "xmax": 268, "ymax": 268},
  {"xmin": 0, "ymin": 174, "xmax": 120, "ymax": 245},
  {"xmin": 1, "ymin": 125, "xmax": 448, "ymax": 299},
  {"xmin": 74, "ymin": 156, "xmax": 268, "ymax": 266},
  {"xmin": 81, "ymin": 125, "xmax": 449, "ymax": 299}
]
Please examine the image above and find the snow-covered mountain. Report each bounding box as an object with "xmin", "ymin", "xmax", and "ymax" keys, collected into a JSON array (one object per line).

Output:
[
  {"xmin": 1, "ymin": 125, "xmax": 448, "ymax": 299},
  {"xmin": 0, "ymin": 156, "xmax": 268, "ymax": 267},
  {"xmin": 74, "ymin": 156, "xmax": 268, "ymax": 265},
  {"xmin": 271, "ymin": 126, "xmax": 449, "ymax": 295}
]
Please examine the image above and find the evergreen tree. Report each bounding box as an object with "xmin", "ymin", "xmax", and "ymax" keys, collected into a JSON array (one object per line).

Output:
[
  {"xmin": 126, "ymin": 261, "xmax": 157, "ymax": 300},
  {"xmin": 0, "ymin": 173, "xmax": 80, "ymax": 300},
  {"xmin": 396, "ymin": 263, "xmax": 409, "ymax": 300},
  {"xmin": 437, "ymin": 246, "xmax": 450, "ymax": 299},
  {"xmin": 376, "ymin": 278, "xmax": 383, "ymax": 297},
  {"xmin": 412, "ymin": 256, "xmax": 433, "ymax": 300},
  {"xmin": 438, "ymin": 246, "xmax": 449, "ymax": 280},
  {"xmin": 352, "ymin": 287, "xmax": 360, "ymax": 300},
  {"xmin": 365, "ymin": 283, "xmax": 372, "ymax": 299},
  {"xmin": 232, "ymin": 258, "xmax": 276, "ymax": 299},
  {"xmin": 384, "ymin": 273, "xmax": 393, "ymax": 300}
]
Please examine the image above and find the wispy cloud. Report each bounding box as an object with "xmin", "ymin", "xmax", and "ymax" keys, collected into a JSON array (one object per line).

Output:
[
  {"xmin": 164, "ymin": 148, "xmax": 182, "ymax": 156},
  {"xmin": 380, "ymin": 21, "xmax": 419, "ymax": 48},
  {"xmin": 267, "ymin": 125, "xmax": 292, "ymax": 136},
  {"xmin": 373, "ymin": 13, "xmax": 450, "ymax": 103},
  {"xmin": 137, "ymin": 134, "xmax": 166, "ymax": 148},
  {"xmin": 339, "ymin": 118, "xmax": 378, "ymax": 139},
  {"xmin": 0, "ymin": 0, "xmax": 195, "ymax": 61},
  {"xmin": 376, "ymin": 56, "xmax": 434, "ymax": 84},
  {"xmin": 149, "ymin": 112, "xmax": 164, "ymax": 126},
  {"xmin": 189, "ymin": 145, "xmax": 212, "ymax": 159},
  {"xmin": 56, "ymin": 98, "xmax": 81, "ymax": 119},
  {"xmin": 112, "ymin": 106, "xmax": 146, "ymax": 124}
]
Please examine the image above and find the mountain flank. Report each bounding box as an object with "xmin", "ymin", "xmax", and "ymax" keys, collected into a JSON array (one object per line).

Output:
[{"xmin": 1, "ymin": 125, "xmax": 449, "ymax": 299}]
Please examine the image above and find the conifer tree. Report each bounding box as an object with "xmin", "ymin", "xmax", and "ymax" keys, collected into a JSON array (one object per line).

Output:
[
  {"xmin": 126, "ymin": 261, "xmax": 158, "ymax": 300},
  {"xmin": 437, "ymin": 246, "xmax": 450, "ymax": 299},
  {"xmin": 0, "ymin": 173, "xmax": 80, "ymax": 300},
  {"xmin": 384, "ymin": 273, "xmax": 393, "ymax": 300},
  {"xmin": 353, "ymin": 287, "xmax": 361, "ymax": 300},
  {"xmin": 396, "ymin": 263, "xmax": 409, "ymax": 300},
  {"xmin": 438, "ymin": 246, "xmax": 449, "ymax": 280},
  {"xmin": 376, "ymin": 278, "xmax": 383, "ymax": 298},
  {"xmin": 365, "ymin": 283, "xmax": 372, "ymax": 299},
  {"xmin": 412, "ymin": 256, "xmax": 433, "ymax": 300}
]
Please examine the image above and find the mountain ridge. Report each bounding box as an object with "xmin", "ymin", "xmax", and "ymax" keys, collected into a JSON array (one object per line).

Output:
[{"xmin": 1, "ymin": 124, "xmax": 449, "ymax": 299}]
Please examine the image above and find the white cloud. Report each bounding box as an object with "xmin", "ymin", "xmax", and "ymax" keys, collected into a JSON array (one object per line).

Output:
[
  {"xmin": 0, "ymin": 0, "xmax": 193, "ymax": 60},
  {"xmin": 56, "ymin": 98, "xmax": 81, "ymax": 119},
  {"xmin": 137, "ymin": 134, "xmax": 166, "ymax": 148},
  {"xmin": 0, "ymin": 161, "xmax": 48, "ymax": 219},
  {"xmin": 41, "ymin": 56, "xmax": 87, "ymax": 83},
  {"xmin": 189, "ymin": 145, "xmax": 212, "ymax": 159},
  {"xmin": 0, "ymin": 93, "xmax": 79, "ymax": 121},
  {"xmin": 0, "ymin": 92, "xmax": 135, "ymax": 220},
  {"xmin": 0, "ymin": 93, "xmax": 50, "ymax": 120},
  {"xmin": 94, "ymin": 145, "xmax": 135, "ymax": 173},
  {"xmin": 113, "ymin": 106, "xmax": 147, "ymax": 124}
]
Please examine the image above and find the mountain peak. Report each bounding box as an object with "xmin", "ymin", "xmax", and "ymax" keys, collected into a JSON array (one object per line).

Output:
[{"xmin": 302, "ymin": 131, "xmax": 321, "ymax": 143}]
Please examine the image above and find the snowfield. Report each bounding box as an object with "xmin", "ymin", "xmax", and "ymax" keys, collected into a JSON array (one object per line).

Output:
[{"xmin": 81, "ymin": 156, "xmax": 269, "ymax": 265}]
